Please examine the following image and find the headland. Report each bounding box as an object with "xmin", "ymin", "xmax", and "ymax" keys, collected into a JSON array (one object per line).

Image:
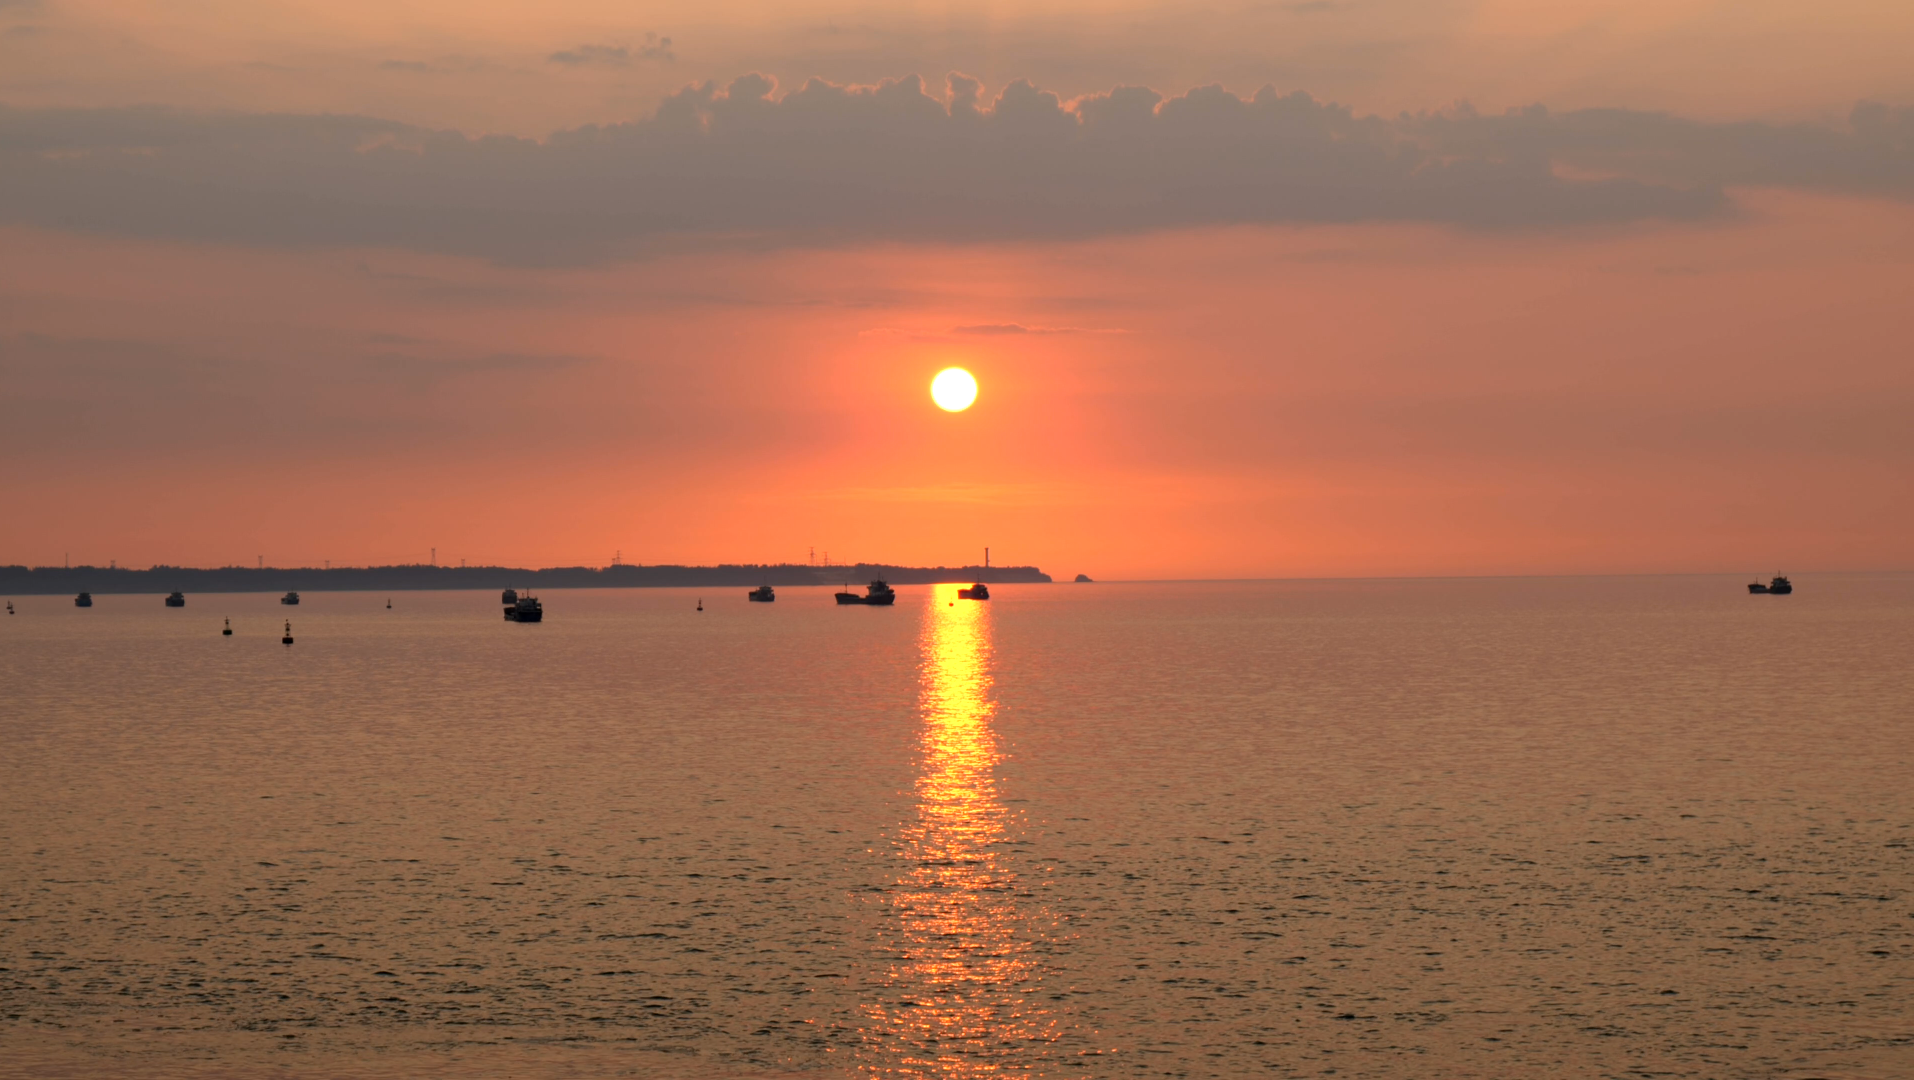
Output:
[{"xmin": 0, "ymin": 562, "xmax": 1052, "ymax": 595}]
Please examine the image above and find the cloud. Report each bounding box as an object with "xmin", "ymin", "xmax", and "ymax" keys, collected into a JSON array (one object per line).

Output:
[
  {"xmin": 0, "ymin": 76, "xmax": 1908, "ymax": 263},
  {"xmin": 549, "ymin": 34, "xmax": 674, "ymax": 67},
  {"xmin": 951, "ymin": 323, "xmax": 1120, "ymax": 335}
]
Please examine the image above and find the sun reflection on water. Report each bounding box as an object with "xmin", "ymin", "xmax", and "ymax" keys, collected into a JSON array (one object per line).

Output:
[{"xmin": 859, "ymin": 585, "xmax": 1063, "ymax": 1078}]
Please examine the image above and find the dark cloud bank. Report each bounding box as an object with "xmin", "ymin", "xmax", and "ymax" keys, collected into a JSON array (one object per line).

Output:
[{"xmin": 1, "ymin": 74, "xmax": 1909, "ymax": 262}]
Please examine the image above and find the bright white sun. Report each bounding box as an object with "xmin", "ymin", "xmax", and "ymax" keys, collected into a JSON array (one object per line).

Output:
[{"xmin": 931, "ymin": 367, "xmax": 978, "ymax": 412}]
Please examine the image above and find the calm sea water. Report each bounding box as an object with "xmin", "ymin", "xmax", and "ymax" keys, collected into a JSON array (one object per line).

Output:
[{"xmin": 2, "ymin": 577, "xmax": 1910, "ymax": 1080}]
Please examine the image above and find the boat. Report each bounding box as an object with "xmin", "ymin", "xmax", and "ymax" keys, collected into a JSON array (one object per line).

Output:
[
  {"xmin": 280, "ymin": 591, "xmax": 300, "ymax": 605},
  {"xmin": 504, "ymin": 592, "xmax": 543, "ymax": 622},
  {"xmin": 1747, "ymin": 580, "xmax": 1769, "ymax": 594},
  {"xmin": 164, "ymin": 592, "xmax": 186, "ymax": 607},
  {"xmin": 958, "ymin": 583, "xmax": 990, "ymax": 600},
  {"xmin": 75, "ymin": 592, "xmax": 93, "ymax": 607},
  {"xmin": 501, "ymin": 589, "xmax": 517, "ymax": 604},
  {"xmin": 748, "ymin": 585, "xmax": 775, "ymax": 602},
  {"xmin": 836, "ymin": 580, "xmax": 896, "ymax": 606},
  {"xmin": 1767, "ymin": 575, "xmax": 1793, "ymax": 595}
]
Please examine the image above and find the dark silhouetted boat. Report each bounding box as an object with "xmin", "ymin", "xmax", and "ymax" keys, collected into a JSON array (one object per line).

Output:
[
  {"xmin": 1767, "ymin": 575, "xmax": 1792, "ymax": 595},
  {"xmin": 280, "ymin": 591, "xmax": 300, "ymax": 605},
  {"xmin": 1747, "ymin": 579, "xmax": 1768, "ymax": 594},
  {"xmin": 958, "ymin": 583, "xmax": 990, "ymax": 600},
  {"xmin": 836, "ymin": 580, "xmax": 896, "ymax": 606},
  {"xmin": 75, "ymin": 592, "xmax": 92, "ymax": 607},
  {"xmin": 165, "ymin": 592, "xmax": 186, "ymax": 607},
  {"xmin": 748, "ymin": 585, "xmax": 776, "ymax": 602},
  {"xmin": 504, "ymin": 592, "xmax": 543, "ymax": 622},
  {"xmin": 501, "ymin": 588, "xmax": 518, "ymax": 605}
]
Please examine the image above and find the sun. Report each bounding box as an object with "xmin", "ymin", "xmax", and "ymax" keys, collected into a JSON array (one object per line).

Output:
[{"xmin": 931, "ymin": 367, "xmax": 978, "ymax": 412}]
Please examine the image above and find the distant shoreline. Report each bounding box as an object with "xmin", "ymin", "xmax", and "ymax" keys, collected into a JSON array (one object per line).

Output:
[{"xmin": 0, "ymin": 563, "xmax": 1052, "ymax": 595}]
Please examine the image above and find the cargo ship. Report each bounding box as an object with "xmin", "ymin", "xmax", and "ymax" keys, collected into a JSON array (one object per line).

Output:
[
  {"xmin": 836, "ymin": 581, "xmax": 896, "ymax": 606},
  {"xmin": 748, "ymin": 585, "xmax": 775, "ymax": 602},
  {"xmin": 504, "ymin": 592, "xmax": 543, "ymax": 622}
]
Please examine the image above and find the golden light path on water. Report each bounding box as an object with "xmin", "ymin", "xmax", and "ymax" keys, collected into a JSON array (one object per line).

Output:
[{"xmin": 857, "ymin": 585, "xmax": 1066, "ymax": 1077}]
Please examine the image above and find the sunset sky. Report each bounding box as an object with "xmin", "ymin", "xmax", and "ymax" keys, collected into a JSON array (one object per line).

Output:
[{"xmin": 2, "ymin": 0, "xmax": 1910, "ymax": 578}]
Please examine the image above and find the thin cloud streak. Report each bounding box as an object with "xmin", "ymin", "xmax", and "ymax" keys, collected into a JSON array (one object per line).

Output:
[{"xmin": 1, "ymin": 74, "xmax": 1907, "ymax": 263}]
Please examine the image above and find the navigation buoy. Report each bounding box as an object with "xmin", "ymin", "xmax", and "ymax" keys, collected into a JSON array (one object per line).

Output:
[
  {"xmin": 282, "ymin": 620, "xmax": 294, "ymax": 646},
  {"xmin": 696, "ymin": 598, "xmax": 703, "ymax": 611},
  {"xmin": 223, "ymin": 618, "xmax": 232, "ymax": 636},
  {"xmin": 386, "ymin": 598, "xmax": 392, "ymax": 609}
]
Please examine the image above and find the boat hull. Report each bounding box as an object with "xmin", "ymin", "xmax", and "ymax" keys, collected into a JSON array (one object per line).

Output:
[
  {"xmin": 504, "ymin": 610, "xmax": 543, "ymax": 622},
  {"xmin": 836, "ymin": 593, "xmax": 895, "ymax": 605}
]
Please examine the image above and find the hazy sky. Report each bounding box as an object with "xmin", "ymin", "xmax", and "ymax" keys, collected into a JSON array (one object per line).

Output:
[{"xmin": 1, "ymin": 0, "xmax": 1910, "ymax": 577}]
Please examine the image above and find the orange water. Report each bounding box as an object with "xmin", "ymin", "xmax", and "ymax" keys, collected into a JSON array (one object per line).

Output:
[{"xmin": 2, "ymin": 577, "xmax": 1910, "ymax": 1079}]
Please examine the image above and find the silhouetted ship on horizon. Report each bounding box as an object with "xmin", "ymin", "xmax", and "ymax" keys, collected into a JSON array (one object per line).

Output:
[
  {"xmin": 1748, "ymin": 576, "xmax": 1793, "ymax": 595},
  {"xmin": 74, "ymin": 592, "xmax": 92, "ymax": 607},
  {"xmin": 958, "ymin": 583, "xmax": 990, "ymax": 600},
  {"xmin": 504, "ymin": 591, "xmax": 543, "ymax": 622},
  {"xmin": 836, "ymin": 580, "xmax": 896, "ymax": 606},
  {"xmin": 280, "ymin": 591, "xmax": 300, "ymax": 605},
  {"xmin": 748, "ymin": 585, "xmax": 775, "ymax": 602},
  {"xmin": 164, "ymin": 592, "xmax": 185, "ymax": 607}
]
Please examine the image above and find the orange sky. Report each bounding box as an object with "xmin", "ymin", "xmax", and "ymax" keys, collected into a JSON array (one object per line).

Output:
[{"xmin": 1, "ymin": 1, "xmax": 1911, "ymax": 578}]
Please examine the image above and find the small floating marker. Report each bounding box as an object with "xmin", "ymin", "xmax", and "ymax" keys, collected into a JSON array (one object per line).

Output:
[
  {"xmin": 6, "ymin": 601, "xmax": 13, "ymax": 615},
  {"xmin": 223, "ymin": 617, "xmax": 233, "ymax": 636},
  {"xmin": 282, "ymin": 619, "xmax": 294, "ymax": 646},
  {"xmin": 386, "ymin": 598, "xmax": 392, "ymax": 609},
  {"xmin": 696, "ymin": 598, "xmax": 703, "ymax": 611}
]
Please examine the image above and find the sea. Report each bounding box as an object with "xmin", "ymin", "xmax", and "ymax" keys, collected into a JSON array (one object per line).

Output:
[{"xmin": 2, "ymin": 576, "xmax": 1910, "ymax": 1080}]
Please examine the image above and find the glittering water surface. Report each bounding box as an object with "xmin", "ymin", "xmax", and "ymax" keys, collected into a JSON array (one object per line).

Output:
[{"xmin": 2, "ymin": 577, "xmax": 1911, "ymax": 1079}]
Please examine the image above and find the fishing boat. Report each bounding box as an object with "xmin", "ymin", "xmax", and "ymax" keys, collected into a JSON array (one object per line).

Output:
[
  {"xmin": 164, "ymin": 592, "xmax": 186, "ymax": 607},
  {"xmin": 504, "ymin": 592, "xmax": 543, "ymax": 622},
  {"xmin": 748, "ymin": 585, "xmax": 775, "ymax": 602},
  {"xmin": 958, "ymin": 583, "xmax": 990, "ymax": 600},
  {"xmin": 835, "ymin": 580, "xmax": 896, "ymax": 606},
  {"xmin": 75, "ymin": 592, "xmax": 92, "ymax": 607},
  {"xmin": 280, "ymin": 591, "xmax": 300, "ymax": 605}
]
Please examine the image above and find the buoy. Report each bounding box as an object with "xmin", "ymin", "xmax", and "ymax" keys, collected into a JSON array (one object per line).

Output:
[
  {"xmin": 223, "ymin": 618, "xmax": 232, "ymax": 636},
  {"xmin": 696, "ymin": 598, "xmax": 703, "ymax": 611},
  {"xmin": 282, "ymin": 620, "xmax": 294, "ymax": 646},
  {"xmin": 386, "ymin": 598, "xmax": 392, "ymax": 609}
]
